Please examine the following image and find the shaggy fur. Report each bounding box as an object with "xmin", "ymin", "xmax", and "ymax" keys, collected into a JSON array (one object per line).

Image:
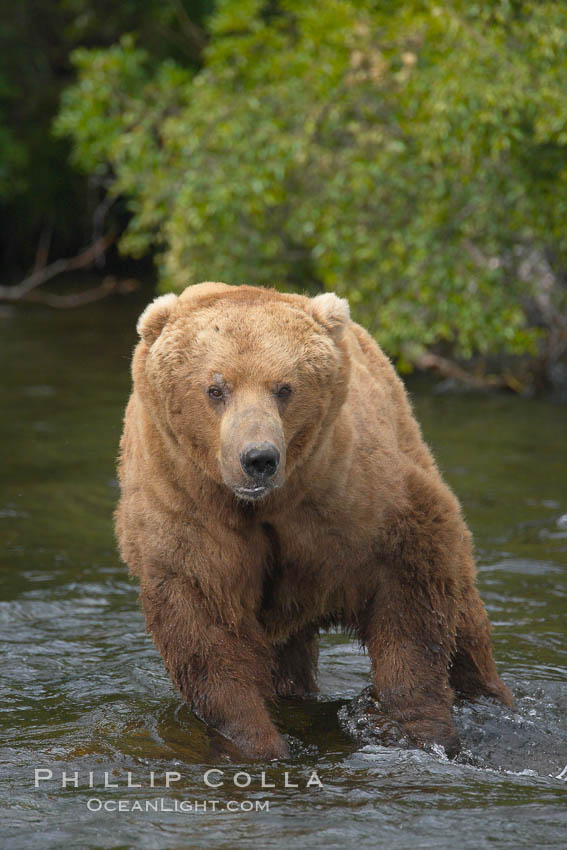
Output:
[{"xmin": 115, "ymin": 282, "xmax": 512, "ymax": 760}]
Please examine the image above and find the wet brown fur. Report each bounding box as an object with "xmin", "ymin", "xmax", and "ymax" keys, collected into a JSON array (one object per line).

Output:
[{"xmin": 115, "ymin": 282, "xmax": 512, "ymax": 760}]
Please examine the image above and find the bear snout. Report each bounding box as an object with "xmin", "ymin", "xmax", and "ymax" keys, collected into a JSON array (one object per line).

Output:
[
  {"xmin": 219, "ymin": 401, "xmax": 286, "ymax": 499},
  {"xmin": 240, "ymin": 442, "xmax": 280, "ymax": 481}
]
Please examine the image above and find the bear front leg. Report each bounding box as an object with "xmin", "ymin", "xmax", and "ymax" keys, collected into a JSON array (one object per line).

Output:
[
  {"xmin": 139, "ymin": 572, "xmax": 288, "ymax": 761},
  {"xmin": 362, "ymin": 473, "xmax": 466, "ymax": 756},
  {"xmin": 363, "ymin": 577, "xmax": 459, "ymax": 756}
]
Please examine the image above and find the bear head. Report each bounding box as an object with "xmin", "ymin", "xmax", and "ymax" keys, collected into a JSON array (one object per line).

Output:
[{"xmin": 134, "ymin": 282, "xmax": 350, "ymax": 502}]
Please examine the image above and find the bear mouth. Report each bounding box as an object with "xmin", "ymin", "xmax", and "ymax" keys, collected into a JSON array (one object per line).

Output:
[{"xmin": 233, "ymin": 485, "xmax": 270, "ymax": 502}]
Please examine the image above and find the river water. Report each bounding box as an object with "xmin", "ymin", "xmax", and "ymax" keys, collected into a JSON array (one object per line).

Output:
[{"xmin": 1, "ymin": 293, "xmax": 566, "ymax": 849}]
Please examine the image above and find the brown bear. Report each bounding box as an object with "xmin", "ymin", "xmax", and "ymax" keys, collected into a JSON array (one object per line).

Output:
[{"xmin": 115, "ymin": 281, "xmax": 512, "ymax": 760}]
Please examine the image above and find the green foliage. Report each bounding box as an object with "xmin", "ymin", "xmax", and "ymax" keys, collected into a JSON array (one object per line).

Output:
[{"xmin": 56, "ymin": 0, "xmax": 567, "ymax": 364}]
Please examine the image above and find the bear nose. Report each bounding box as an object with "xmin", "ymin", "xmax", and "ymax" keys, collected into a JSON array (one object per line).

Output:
[{"xmin": 241, "ymin": 442, "xmax": 280, "ymax": 480}]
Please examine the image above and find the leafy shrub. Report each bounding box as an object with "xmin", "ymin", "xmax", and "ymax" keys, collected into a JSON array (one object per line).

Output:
[{"xmin": 56, "ymin": 1, "xmax": 567, "ymax": 368}]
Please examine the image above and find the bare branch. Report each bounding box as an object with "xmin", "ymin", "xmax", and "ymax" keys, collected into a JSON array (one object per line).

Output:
[
  {"xmin": 32, "ymin": 222, "xmax": 54, "ymax": 274},
  {"xmin": 0, "ymin": 230, "xmax": 117, "ymax": 302},
  {"xmin": 91, "ymin": 194, "xmax": 118, "ymax": 267},
  {"xmin": 415, "ymin": 352, "xmax": 524, "ymax": 393},
  {"xmin": 23, "ymin": 276, "xmax": 140, "ymax": 309}
]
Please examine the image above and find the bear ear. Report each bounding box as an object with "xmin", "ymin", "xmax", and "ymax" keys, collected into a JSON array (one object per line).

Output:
[
  {"xmin": 310, "ymin": 292, "xmax": 350, "ymax": 341},
  {"xmin": 136, "ymin": 293, "xmax": 178, "ymax": 346},
  {"xmin": 178, "ymin": 281, "xmax": 231, "ymax": 304}
]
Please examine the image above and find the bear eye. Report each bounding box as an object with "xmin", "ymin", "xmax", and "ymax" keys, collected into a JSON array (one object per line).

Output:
[
  {"xmin": 275, "ymin": 384, "xmax": 292, "ymax": 400},
  {"xmin": 208, "ymin": 385, "xmax": 224, "ymax": 401}
]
